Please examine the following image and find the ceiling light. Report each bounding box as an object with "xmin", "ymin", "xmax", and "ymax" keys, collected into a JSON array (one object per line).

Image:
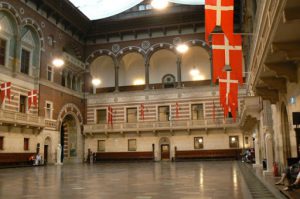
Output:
[
  {"xmin": 176, "ymin": 44, "xmax": 189, "ymax": 54},
  {"xmin": 92, "ymin": 78, "xmax": 101, "ymax": 86},
  {"xmin": 133, "ymin": 79, "xmax": 145, "ymax": 85},
  {"xmin": 52, "ymin": 58, "xmax": 65, "ymax": 68},
  {"xmin": 151, "ymin": 0, "xmax": 168, "ymax": 10}
]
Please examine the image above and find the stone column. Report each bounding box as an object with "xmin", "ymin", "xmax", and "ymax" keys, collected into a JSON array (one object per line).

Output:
[
  {"xmin": 64, "ymin": 72, "xmax": 68, "ymax": 87},
  {"xmin": 114, "ymin": 60, "xmax": 119, "ymax": 92},
  {"xmin": 176, "ymin": 56, "xmax": 182, "ymax": 88},
  {"xmin": 264, "ymin": 129, "xmax": 274, "ymax": 175},
  {"xmin": 13, "ymin": 35, "xmax": 21, "ymax": 74},
  {"xmin": 145, "ymin": 60, "xmax": 150, "ymax": 90},
  {"xmin": 253, "ymin": 129, "xmax": 262, "ymax": 168}
]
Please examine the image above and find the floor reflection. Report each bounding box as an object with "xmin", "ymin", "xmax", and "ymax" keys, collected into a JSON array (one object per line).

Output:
[{"xmin": 0, "ymin": 161, "xmax": 246, "ymax": 199}]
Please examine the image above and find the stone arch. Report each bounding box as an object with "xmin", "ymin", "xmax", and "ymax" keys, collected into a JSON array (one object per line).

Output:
[
  {"xmin": 116, "ymin": 46, "xmax": 146, "ymax": 60},
  {"xmin": 0, "ymin": 2, "xmax": 22, "ymax": 27},
  {"xmin": 184, "ymin": 39, "xmax": 210, "ymax": 52},
  {"xmin": 280, "ymin": 102, "xmax": 291, "ymax": 165},
  {"xmin": 146, "ymin": 42, "xmax": 177, "ymax": 62},
  {"xmin": 57, "ymin": 103, "xmax": 83, "ymax": 131},
  {"xmin": 21, "ymin": 18, "xmax": 44, "ymax": 49},
  {"xmin": 85, "ymin": 49, "xmax": 117, "ymax": 69}
]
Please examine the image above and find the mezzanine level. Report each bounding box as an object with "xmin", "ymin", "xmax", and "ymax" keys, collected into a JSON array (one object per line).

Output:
[{"xmin": 83, "ymin": 118, "xmax": 239, "ymax": 136}]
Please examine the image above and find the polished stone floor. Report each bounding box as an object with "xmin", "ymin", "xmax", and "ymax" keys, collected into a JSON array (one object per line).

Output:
[{"xmin": 0, "ymin": 161, "xmax": 249, "ymax": 199}]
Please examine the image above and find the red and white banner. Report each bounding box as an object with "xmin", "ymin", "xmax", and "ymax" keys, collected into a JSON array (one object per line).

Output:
[
  {"xmin": 175, "ymin": 102, "xmax": 179, "ymax": 119},
  {"xmin": 140, "ymin": 103, "xmax": 145, "ymax": 121},
  {"xmin": 219, "ymin": 71, "xmax": 238, "ymax": 120},
  {"xmin": 28, "ymin": 90, "xmax": 38, "ymax": 109},
  {"xmin": 107, "ymin": 106, "xmax": 113, "ymax": 126},
  {"xmin": 205, "ymin": 0, "xmax": 234, "ymax": 44},
  {"xmin": 212, "ymin": 34, "xmax": 243, "ymax": 84},
  {"xmin": 0, "ymin": 82, "xmax": 11, "ymax": 103}
]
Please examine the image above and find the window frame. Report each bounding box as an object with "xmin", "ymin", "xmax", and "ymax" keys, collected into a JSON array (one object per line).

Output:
[
  {"xmin": 194, "ymin": 137, "xmax": 204, "ymax": 149},
  {"xmin": 0, "ymin": 34, "xmax": 10, "ymax": 67},
  {"xmin": 45, "ymin": 101, "xmax": 53, "ymax": 119},
  {"xmin": 157, "ymin": 105, "xmax": 171, "ymax": 121},
  {"xmin": 19, "ymin": 95, "xmax": 28, "ymax": 113},
  {"xmin": 125, "ymin": 106, "xmax": 138, "ymax": 123},
  {"xmin": 95, "ymin": 108, "xmax": 107, "ymax": 124},
  {"xmin": 128, "ymin": 139, "xmax": 137, "ymax": 151},
  {"xmin": 20, "ymin": 47, "xmax": 32, "ymax": 75},
  {"xmin": 0, "ymin": 37, "xmax": 7, "ymax": 66},
  {"xmin": 24, "ymin": 138, "xmax": 29, "ymax": 151},
  {"xmin": 229, "ymin": 136, "xmax": 239, "ymax": 148},
  {"xmin": 47, "ymin": 65, "xmax": 54, "ymax": 82},
  {"xmin": 97, "ymin": 140, "xmax": 105, "ymax": 152},
  {"xmin": 191, "ymin": 103, "xmax": 205, "ymax": 120}
]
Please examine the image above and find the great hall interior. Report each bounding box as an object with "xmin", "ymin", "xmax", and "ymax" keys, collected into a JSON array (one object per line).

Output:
[{"xmin": 0, "ymin": 0, "xmax": 300, "ymax": 198}]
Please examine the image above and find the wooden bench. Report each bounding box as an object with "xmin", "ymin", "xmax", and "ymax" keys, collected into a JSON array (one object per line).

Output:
[
  {"xmin": 0, "ymin": 153, "xmax": 36, "ymax": 168},
  {"xmin": 95, "ymin": 151, "xmax": 154, "ymax": 162},
  {"xmin": 174, "ymin": 148, "xmax": 242, "ymax": 161}
]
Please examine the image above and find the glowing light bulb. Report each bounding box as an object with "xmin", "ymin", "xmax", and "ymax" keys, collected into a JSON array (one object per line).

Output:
[
  {"xmin": 176, "ymin": 44, "xmax": 189, "ymax": 54},
  {"xmin": 92, "ymin": 78, "xmax": 101, "ymax": 86},
  {"xmin": 52, "ymin": 58, "xmax": 64, "ymax": 68},
  {"xmin": 151, "ymin": 0, "xmax": 169, "ymax": 10}
]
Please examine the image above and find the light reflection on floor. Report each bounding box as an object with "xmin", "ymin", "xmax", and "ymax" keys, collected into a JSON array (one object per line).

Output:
[{"xmin": 0, "ymin": 161, "xmax": 247, "ymax": 199}]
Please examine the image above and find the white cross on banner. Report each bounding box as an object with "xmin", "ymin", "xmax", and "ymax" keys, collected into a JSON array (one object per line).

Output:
[
  {"xmin": 28, "ymin": 90, "xmax": 38, "ymax": 109},
  {"xmin": 219, "ymin": 72, "xmax": 238, "ymax": 105},
  {"xmin": 212, "ymin": 35, "xmax": 242, "ymax": 65},
  {"xmin": 0, "ymin": 82, "xmax": 11, "ymax": 103},
  {"xmin": 205, "ymin": 0, "xmax": 234, "ymax": 26}
]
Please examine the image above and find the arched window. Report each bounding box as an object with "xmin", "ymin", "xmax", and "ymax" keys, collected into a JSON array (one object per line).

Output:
[{"xmin": 0, "ymin": 12, "xmax": 18, "ymax": 68}]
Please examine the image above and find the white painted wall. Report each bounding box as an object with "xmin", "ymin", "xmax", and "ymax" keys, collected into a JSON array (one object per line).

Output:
[{"xmin": 90, "ymin": 56, "xmax": 115, "ymax": 88}]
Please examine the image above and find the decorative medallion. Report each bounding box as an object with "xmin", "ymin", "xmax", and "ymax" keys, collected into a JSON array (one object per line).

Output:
[
  {"xmin": 141, "ymin": 40, "xmax": 150, "ymax": 50},
  {"xmin": 173, "ymin": 37, "xmax": 182, "ymax": 45},
  {"xmin": 19, "ymin": 8, "xmax": 25, "ymax": 14},
  {"xmin": 112, "ymin": 44, "xmax": 120, "ymax": 53},
  {"xmin": 41, "ymin": 21, "xmax": 45, "ymax": 28}
]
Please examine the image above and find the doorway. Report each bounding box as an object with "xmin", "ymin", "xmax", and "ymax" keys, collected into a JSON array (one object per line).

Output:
[
  {"xmin": 44, "ymin": 145, "xmax": 48, "ymax": 164},
  {"xmin": 161, "ymin": 144, "xmax": 170, "ymax": 160}
]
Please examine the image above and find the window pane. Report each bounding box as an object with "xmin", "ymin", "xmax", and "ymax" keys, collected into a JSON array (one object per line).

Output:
[
  {"xmin": 97, "ymin": 140, "xmax": 105, "ymax": 151},
  {"xmin": 194, "ymin": 137, "xmax": 204, "ymax": 149},
  {"xmin": 128, "ymin": 139, "xmax": 136, "ymax": 151},
  {"xmin": 21, "ymin": 49, "xmax": 30, "ymax": 74},
  {"xmin": 127, "ymin": 108, "xmax": 137, "ymax": 123},
  {"xmin": 229, "ymin": 136, "xmax": 239, "ymax": 148},
  {"xmin": 158, "ymin": 106, "xmax": 169, "ymax": 121},
  {"xmin": 20, "ymin": 95, "xmax": 27, "ymax": 113},
  {"xmin": 0, "ymin": 38, "xmax": 6, "ymax": 66},
  {"xmin": 47, "ymin": 66, "xmax": 53, "ymax": 81},
  {"xmin": 97, "ymin": 109, "xmax": 107, "ymax": 124},
  {"xmin": 192, "ymin": 104, "xmax": 204, "ymax": 120},
  {"xmin": 24, "ymin": 138, "xmax": 29, "ymax": 151}
]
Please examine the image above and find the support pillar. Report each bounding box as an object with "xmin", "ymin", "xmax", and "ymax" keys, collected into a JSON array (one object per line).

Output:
[
  {"xmin": 264, "ymin": 130, "xmax": 274, "ymax": 175},
  {"xmin": 114, "ymin": 60, "xmax": 119, "ymax": 92},
  {"xmin": 176, "ymin": 56, "xmax": 182, "ymax": 88},
  {"xmin": 145, "ymin": 60, "xmax": 150, "ymax": 90},
  {"xmin": 253, "ymin": 131, "xmax": 262, "ymax": 168}
]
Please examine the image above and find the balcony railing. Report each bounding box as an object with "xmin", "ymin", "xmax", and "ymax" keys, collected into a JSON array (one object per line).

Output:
[
  {"xmin": 0, "ymin": 109, "xmax": 45, "ymax": 128},
  {"xmin": 84, "ymin": 118, "xmax": 239, "ymax": 134},
  {"xmin": 45, "ymin": 119, "xmax": 58, "ymax": 130}
]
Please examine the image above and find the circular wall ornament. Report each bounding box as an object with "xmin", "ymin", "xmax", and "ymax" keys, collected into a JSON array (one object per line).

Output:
[
  {"xmin": 112, "ymin": 44, "xmax": 120, "ymax": 53},
  {"xmin": 41, "ymin": 21, "xmax": 45, "ymax": 28},
  {"xmin": 141, "ymin": 40, "xmax": 150, "ymax": 50},
  {"xmin": 173, "ymin": 37, "xmax": 182, "ymax": 45},
  {"xmin": 20, "ymin": 8, "xmax": 25, "ymax": 14}
]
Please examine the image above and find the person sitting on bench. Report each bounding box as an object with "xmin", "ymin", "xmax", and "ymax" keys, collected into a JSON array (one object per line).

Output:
[
  {"xmin": 275, "ymin": 160, "xmax": 300, "ymax": 186},
  {"xmin": 283, "ymin": 171, "xmax": 300, "ymax": 191}
]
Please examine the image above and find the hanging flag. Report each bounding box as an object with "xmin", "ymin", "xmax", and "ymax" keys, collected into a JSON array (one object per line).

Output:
[
  {"xmin": 107, "ymin": 105, "xmax": 113, "ymax": 126},
  {"xmin": 219, "ymin": 71, "xmax": 238, "ymax": 120},
  {"xmin": 28, "ymin": 90, "xmax": 38, "ymax": 109},
  {"xmin": 205, "ymin": 0, "xmax": 235, "ymax": 44},
  {"xmin": 175, "ymin": 102, "xmax": 179, "ymax": 119},
  {"xmin": 212, "ymin": 34, "xmax": 243, "ymax": 84},
  {"xmin": 0, "ymin": 82, "xmax": 11, "ymax": 103},
  {"xmin": 140, "ymin": 103, "xmax": 145, "ymax": 121}
]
